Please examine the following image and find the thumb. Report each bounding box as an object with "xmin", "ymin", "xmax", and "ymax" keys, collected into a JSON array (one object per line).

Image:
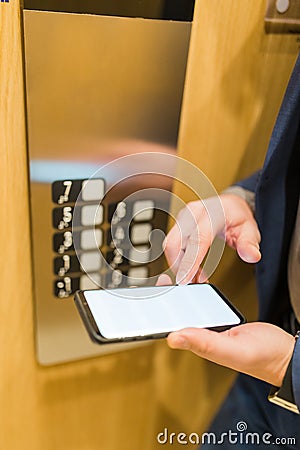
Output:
[
  {"xmin": 236, "ymin": 240, "xmax": 261, "ymax": 263},
  {"xmin": 232, "ymin": 221, "xmax": 261, "ymax": 263},
  {"xmin": 167, "ymin": 328, "xmax": 215, "ymax": 351},
  {"xmin": 166, "ymin": 327, "xmax": 242, "ymax": 369}
]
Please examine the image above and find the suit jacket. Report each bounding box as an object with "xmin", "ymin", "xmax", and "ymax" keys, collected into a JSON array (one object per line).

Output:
[{"xmin": 236, "ymin": 54, "xmax": 300, "ymax": 408}]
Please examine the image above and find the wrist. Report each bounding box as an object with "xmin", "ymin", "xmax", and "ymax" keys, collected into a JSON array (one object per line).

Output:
[
  {"xmin": 221, "ymin": 186, "xmax": 255, "ymax": 213},
  {"xmin": 220, "ymin": 192, "xmax": 253, "ymax": 216},
  {"xmin": 268, "ymin": 331, "xmax": 300, "ymax": 414},
  {"xmin": 272, "ymin": 333, "xmax": 295, "ymax": 388}
]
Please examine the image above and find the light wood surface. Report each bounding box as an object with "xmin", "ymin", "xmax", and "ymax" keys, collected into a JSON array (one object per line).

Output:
[
  {"xmin": 0, "ymin": 1, "xmax": 298, "ymax": 449},
  {"xmin": 177, "ymin": 0, "xmax": 298, "ymax": 193},
  {"xmin": 172, "ymin": 0, "xmax": 298, "ymax": 437}
]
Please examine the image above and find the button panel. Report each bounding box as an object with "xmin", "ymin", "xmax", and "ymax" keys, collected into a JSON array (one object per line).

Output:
[
  {"xmin": 52, "ymin": 178, "xmax": 106, "ymax": 298},
  {"xmin": 52, "ymin": 178, "xmax": 167, "ymax": 298}
]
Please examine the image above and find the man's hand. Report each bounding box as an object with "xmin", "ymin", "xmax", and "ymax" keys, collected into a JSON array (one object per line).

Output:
[
  {"xmin": 160, "ymin": 195, "xmax": 293, "ymax": 387},
  {"xmin": 155, "ymin": 276, "xmax": 294, "ymax": 387},
  {"xmin": 164, "ymin": 194, "xmax": 261, "ymax": 285},
  {"xmin": 167, "ymin": 323, "xmax": 294, "ymax": 387}
]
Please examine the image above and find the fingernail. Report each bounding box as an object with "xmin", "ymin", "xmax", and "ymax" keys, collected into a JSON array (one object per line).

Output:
[
  {"xmin": 171, "ymin": 335, "xmax": 189, "ymax": 349},
  {"xmin": 246, "ymin": 247, "xmax": 261, "ymax": 262},
  {"xmin": 176, "ymin": 271, "xmax": 188, "ymax": 285},
  {"xmin": 162, "ymin": 237, "xmax": 168, "ymax": 251},
  {"xmin": 240, "ymin": 244, "xmax": 261, "ymax": 263}
]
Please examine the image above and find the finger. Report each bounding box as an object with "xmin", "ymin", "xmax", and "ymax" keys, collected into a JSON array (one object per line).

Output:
[
  {"xmin": 163, "ymin": 229, "xmax": 183, "ymax": 274},
  {"xmin": 156, "ymin": 274, "xmax": 173, "ymax": 286},
  {"xmin": 188, "ymin": 266, "xmax": 210, "ymax": 284},
  {"xmin": 164, "ymin": 204, "xmax": 200, "ymax": 272},
  {"xmin": 195, "ymin": 268, "xmax": 209, "ymax": 283},
  {"xmin": 233, "ymin": 221, "xmax": 261, "ymax": 263},
  {"xmin": 167, "ymin": 327, "xmax": 242, "ymax": 369},
  {"xmin": 165, "ymin": 248, "xmax": 185, "ymax": 275},
  {"xmin": 175, "ymin": 221, "xmax": 212, "ymax": 285}
]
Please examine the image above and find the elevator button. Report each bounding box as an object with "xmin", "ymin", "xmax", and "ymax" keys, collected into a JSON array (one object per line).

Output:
[
  {"xmin": 276, "ymin": 0, "xmax": 290, "ymax": 13},
  {"xmin": 80, "ymin": 251, "xmax": 102, "ymax": 272},
  {"xmin": 80, "ymin": 229, "xmax": 103, "ymax": 250},
  {"xmin": 109, "ymin": 225, "xmax": 129, "ymax": 248},
  {"xmin": 131, "ymin": 223, "xmax": 152, "ymax": 244},
  {"xmin": 53, "ymin": 231, "xmax": 74, "ymax": 254},
  {"xmin": 54, "ymin": 254, "xmax": 80, "ymax": 276},
  {"xmin": 52, "ymin": 180, "xmax": 82, "ymax": 204},
  {"xmin": 81, "ymin": 179, "xmax": 105, "ymax": 202},
  {"xmin": 81, "ymin": 204, "xmax": 104, "ymax": 226},
  {"xmin": 129, "ymin": 245, "xmax": 151, "ymax": 265},
  {"xmin": 106, "ymin": 269, "xmax": 127, "ymax": 288},
  {"xmin": 53, "ymin": 206, "xmax": 74, "ymax": 230},
  {"xmin": 80, "ymin": 273, "xmax": 101, "ymax": 290},
  {"xmin": 107, "ymin": 248, "xmax": 129, "ymax": 269},
  {"xmin": 133, "ymin": 200, "xmax": 155, "ymax": 221},
  {"xmin": 108, "ymin": 201, "xmax": 131, "ymax": 224},
  {"xmin": 54, "ymin": 276, "xmax": 80, "ymax": 298},
  {"xmin": 127, "ymin": 267, "xmax": 149, "ymax": 286}
]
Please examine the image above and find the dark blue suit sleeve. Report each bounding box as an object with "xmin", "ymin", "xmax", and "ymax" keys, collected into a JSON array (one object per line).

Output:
[
  {"xmin": 234, "ymin": 170, "xmax": 261, "ymax": 193},
  {"xmin": 292, "ymin": 337, "xmax": 300, "ymax": 410}
]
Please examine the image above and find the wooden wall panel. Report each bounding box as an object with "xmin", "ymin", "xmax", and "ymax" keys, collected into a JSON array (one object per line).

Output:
[
  {"xmin": 177, "ymin": 0, "xmax": 298, "ymax": 191},
  {"xmin": 171, "ymin": 0, "xmax": 298, "ymax": 437},
  {"xmin": 0, "ymin": 1, "xmax": 298, "ymax": 449}
]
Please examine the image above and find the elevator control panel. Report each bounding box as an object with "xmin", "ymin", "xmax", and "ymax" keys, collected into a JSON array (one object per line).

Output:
[
  {"xmin": 23, "ymin": 1, "xmax": 193, "ymax": 364},
  {"xmin": 51, "ymin": 178, "xmax": 165, "ymax": 299}
]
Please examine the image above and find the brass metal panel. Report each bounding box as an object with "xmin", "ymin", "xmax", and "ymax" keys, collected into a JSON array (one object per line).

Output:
[
  {"xmin": 23, "ymin": 10, "xmax": 192, "ymax": 364},
  {"xmin": 24, "ymin": 11, "xmax": 191, "ymax": 158}
]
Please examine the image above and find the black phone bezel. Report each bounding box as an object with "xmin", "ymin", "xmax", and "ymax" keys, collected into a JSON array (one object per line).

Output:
[{"xmin": 74, "ymin": 283, "xmax": 246, "ymax": 345}]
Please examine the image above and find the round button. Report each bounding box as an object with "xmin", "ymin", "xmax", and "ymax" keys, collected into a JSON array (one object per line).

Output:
[{"xmin": 276, "ymin": 0, "xmax": 290, "ymax": 14}]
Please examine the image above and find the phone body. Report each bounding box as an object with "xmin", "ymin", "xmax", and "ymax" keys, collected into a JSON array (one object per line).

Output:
[{"xmin": 74, "ymin": 283, "xmax": 245, "ymax": 344}]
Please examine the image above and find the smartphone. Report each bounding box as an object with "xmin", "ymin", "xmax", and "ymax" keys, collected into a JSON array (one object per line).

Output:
[{"xmin": 74, "ymin": 284, "xmax": 245, "ymax": 344}]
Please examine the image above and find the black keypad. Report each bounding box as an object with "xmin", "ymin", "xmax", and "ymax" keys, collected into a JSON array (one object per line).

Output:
[
  {"xmin": 105, "ymin": 269, "xmax": 128, "ymax": 289},
  {"xmin": 53, "ymin": 254, "xmax": 81, "ymax": 277},
  {"xmin": 107, "ymin": 224, "xmax": 130, "ymax": 248},
  {"xmin": 54, "ymin": 276, "xmax": 80, "ymax": 299},
  {"xmin": 53, "ymin": 231, "xmax": 74, "ymax": 254},
  {"xmin": 51, "ymin": 178, "xmax": 159, "ymax": 298},
  {"xmin": 52, "ymin": 206, "xmax": 74, "ymax": 230},
  {"xmin": 106, "ymin": 248, "xmax": 130, "ymax": 269},
  {"xmin": 108, "ymin": 201, "xmax": 132, "ymax": 224},
  {"xmin": 52, "ymin": 180, "xmax": 83, "ymax": 205}
]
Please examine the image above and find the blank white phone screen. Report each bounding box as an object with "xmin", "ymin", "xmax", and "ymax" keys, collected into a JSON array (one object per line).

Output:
[{"xmin": 84, "ymin": 284, "xmax": 241, "ymax": 339}]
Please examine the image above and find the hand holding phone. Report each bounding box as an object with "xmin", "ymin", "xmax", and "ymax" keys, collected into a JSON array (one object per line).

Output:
[{"xmin": 74, "ymin": 283, "xmax": 245, "ymax": 344}]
